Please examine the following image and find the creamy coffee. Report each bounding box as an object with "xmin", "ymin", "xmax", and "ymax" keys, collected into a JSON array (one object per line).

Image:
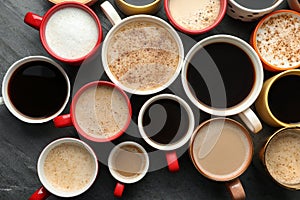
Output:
[
  {"xmin": 45, "ymin": 7, "xmax": 99, "ymax": 60},
  {"xmin": 107, "ymin": 21, "xmax": 179, "ymax": 91},
  {"xmin": 111, "ymin": 144, "xmax": 147, "ymax": 179},
  {"xmin": 256, "ymin": 13, "xmax": 300, "ymax": 68},
  {"xmin": 192, "ymin": 120, "xmax": 251, "ymax": 179},
  {"xmin": 44, "ymin": 143, "xmax": 96, "ymax": 192},
  {"xmin": 74, "ymin": 85, "xmax": 129, "ymax": 139},
  {"xmin": 265, "ymin": 129, "xmax": 300, "ymax": 185},
  {"xmin": 169, "ymin": 0, "xmax": 221, "ymax": 30}
]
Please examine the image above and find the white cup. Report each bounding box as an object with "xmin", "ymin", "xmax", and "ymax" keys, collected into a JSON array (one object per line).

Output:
[
  {"xmin": 108, "ymin": 141, "xmax": 149, "ymax": 197},
  {"xmin": 227, "ymin": 0, "xmax": 285, "ymax": 21},
  {"xmin": 138, "ymin": 94, "xmax": 195, "ymax": 172},
  {"xmin": 29, "ymin": 138, "xmax": 98, "ymax": 199},
  {"xmin": 100, "ymin": 1, "xmax": 184, "ymax": 95},
  {"xmin": 181, "ymin": 34, "xmax": 263, "ymax": 133},
  {"xmin": 0, "ymin": 56, "xmax": 70, "ymax": 123}
]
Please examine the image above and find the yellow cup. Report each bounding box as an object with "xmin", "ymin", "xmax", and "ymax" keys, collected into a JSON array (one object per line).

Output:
[
  {"xmin": 260, "ymin": 126, "xmax": 300, "ymax": 190},
  {"xmin": 115, "ymin": 0, "xmax": 162, "ymax": 15},
  {"xmin": 255, "ymin": 69, "xmax": 300, "ymax": 127}
]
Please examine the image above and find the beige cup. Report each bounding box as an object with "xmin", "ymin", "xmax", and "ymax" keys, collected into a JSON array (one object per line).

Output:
[
  {"xmin": 260, "ymin": 126, "xmax": 300, "ymax": 190},
  {"xmin": 189, "ymin": 118, "xmax": 254, "ymax": 200},
  {"xmin": 255, "ymin": 69, "xmax": 300, "ymax": 127}
]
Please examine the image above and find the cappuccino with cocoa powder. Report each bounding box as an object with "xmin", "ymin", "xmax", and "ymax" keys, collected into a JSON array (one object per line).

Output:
[{"xmin": 107, "ymin": 20, "xmax": 179, "ymax": 91}]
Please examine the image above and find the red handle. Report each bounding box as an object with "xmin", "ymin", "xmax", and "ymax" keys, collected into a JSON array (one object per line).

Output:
[
  {"xmin": 114, "ymin": 182, "xmax": 125, "ymax": 198},
  {"xmin": 53, "ymin": 114, "xmax": 73, "ymax": 128},
  {"xmin": 24, "ymin": 12, "xmax": 43, "ymax": 30},
  {"xmin": 166, "ymin": 151, "xmax": 179, "ymax": 172},
  {"xmin": 29, "ymin": 186, "xmax": 51, "ymax": 200}
]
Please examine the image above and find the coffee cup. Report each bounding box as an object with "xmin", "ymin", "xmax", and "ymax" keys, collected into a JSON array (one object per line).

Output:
[
  {"xmin": 181, "ymin": 34, "xmax": 263, "ymax": 133},
  {"xmin": 226, "ymin": 0, "xmax": 284, "ymax": 21},
  {"xmin": 164, "ymin": 0, "xmax": 227, "ymax": 34},
  {"xmin": 108, "ymin": 141, "xmax": 149, "ymax": 197},
  {"xmin": 250, "ymin": 10, "xmax": 300, "ymax": 71},
  {"xmin": 53, "ymin": 81, "xmax": 132, "ymax": 142},
  {"xmin": 288, "ymin": 0, "xmax": 300, "ymax": 12},
  {"xmin": 0, "ymin": 56, "xmax": 70, "ymax": 123},
  {"xmin": 189, "ymin": 118, "xmax": 254, "ymax": 200},
  {"xmin": 115, "ymin": 0, "xmax": 162, "ymax": 15},
  {"xmin": 138, "ymin": 94, "xmax": 195, "ymax": 172},
  {"xmin": 100, "ymin": 1, "xmax": 184, "ymax": 95},
  {"xmin": 24, "ymin": 2, "xmax": 102, "ymax": 65},
  {"xmin": 260, "ymin": 126, "xmax": 300, "ymax": 190},
  {"xmin": 48, "ymin": 0, "xmax": 98, "ymax": 6},
  {"xmin": 255, "ymin": 69, "xmax": 300, "ymax": 127},
  {"xmin": 29, "ymin": 138, "xmax": 98, "ymax": 199}
]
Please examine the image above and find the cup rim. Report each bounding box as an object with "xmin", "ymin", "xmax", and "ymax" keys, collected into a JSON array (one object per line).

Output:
[
  {"xmin": 263, "ymin": 69, "xmax": 300, "ymax": 127},
  {"xmin": 189, "ymin": 117, "xmax": 254, "ymax": 182},
  {"xmin": 70, "ymin": 81, "xmax": 132, "ymax": 142},
  {"xmin": 164, "ymin": 0, "xmax": 227, "ymax": 35},
  {"xmin": 116, "ymin": 0, "xmax": 161, "ymax": 9},
  {"xmin": 261, "ymin": 126, "xmax": 300, "ymax": 190},
  {"xmin": 251, "ymin": 9, "xmax": 300, "ymax": 71},
  {"xmin": 181, "ymin": 34, "xmax": 264, "ymax": 116},
  {"xmin": 108, "ymin": 141, "xmax": 149, "ymax": 184},
  {"xmin": 39, "ymin": 2, "xmax": 103, "ymax": 65},
  {"xmin": 228, "ymin": 0, "xmax": 285, "ymax": 12},
  {"xmin": 37, "ymin": 137, "xmax": 99, "ymax": 197},
  {"xmin": 138, "ymin": 94, "xmax": 195, "ymax": 151},
  {"xmin": 1, "ymin": 56, "xmax": 70, "ymax": 123},
  {"xmin": 101, "ymin": 14, "xmax": 184, "ymax": 95}
]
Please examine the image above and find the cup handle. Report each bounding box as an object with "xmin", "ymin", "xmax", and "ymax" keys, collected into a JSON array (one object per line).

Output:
[
  {"xmin": 238, "ymin": 108, "xmax": 262, "ymax": 133},
  {"xmin": 166, "ymin": 151, "xmax": 179, "ymax": 172},
  {"xmin": 225, "ymin": 178, "xmax": 246, "ymax": 200},
  {"xmin": 0, "ymin": 97, "xmax": 4, "ymax": 105},
  {"xmin": 29, "ymin": 186, "xmax": 51, "ymax": 200},
  {"xmin": 100, "ymin": 1, "xmax": 122, "ymax": 26},
  {"xmin": 53, "ymin": 114, "xmax": 73, "ymax": 128},
  {"xmin": 114, "ymin": 182, "xmax": 125, "ymax": 198},
  {"xmin": 24, "ymin": 12, "xmax": 43, "ymax": 30}
]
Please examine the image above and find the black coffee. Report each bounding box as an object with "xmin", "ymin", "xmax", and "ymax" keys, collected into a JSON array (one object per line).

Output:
[
  {"xmin": 234, "ymin": 0, "xmax": 277, "ymax": 9},
  {"xmin": 8, "ymin": 61, "xmax": 68, "ymax": 118},
  {"xmin": 268, "ymin": 75, "xmax": 300, "ymax": 123},
  {"xmin": 123, "ymin": 0, "xmax": 156, "ymax": 6},
  {"xmin": 186, "ymin": 42, "xmax": 254, "ymax": 109},
  {"xmin": 142, "ymin": 99, "xmax": 189, "ymax": 145}
]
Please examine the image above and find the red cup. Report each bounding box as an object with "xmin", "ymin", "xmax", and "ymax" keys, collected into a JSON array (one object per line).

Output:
[
  {"xmin": 164, "ymin": 0, "xmax": 227, "ymax": 35},
  {"xmin": 24, "ymin": 2, "xmax": 102, "ymax": 65},
  {"xmin": 54, "ymin": 81, "xmax": 132, "ymax": 142}
]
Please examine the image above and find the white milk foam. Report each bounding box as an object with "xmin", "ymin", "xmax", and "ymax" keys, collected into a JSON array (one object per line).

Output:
[
  {"xmin": 265, "ymin": 130, "xmax": 300, "ymax": 185},
  {"xmin": 44, "ymin": 143, "xmax": 95, "ymax": 192},
  {"xmin": 45, "ymin": 7, "xmax": 99, "ymax": 60},
  {"xmin": 256, "ymin": 13, "xmax": 300, "ymax": 68}
]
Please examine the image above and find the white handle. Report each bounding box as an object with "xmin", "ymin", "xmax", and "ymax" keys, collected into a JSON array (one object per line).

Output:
[
  {"xmin": 238, "ymin": 108, "xmax": 262, "ymax": 133},
  {"xmin": 0, "ymin": 97, "xmax": 4, "ymax": 105},
  {"xmin": 100, "ymin": 1, "xmax": 122, "ymax": 26}
]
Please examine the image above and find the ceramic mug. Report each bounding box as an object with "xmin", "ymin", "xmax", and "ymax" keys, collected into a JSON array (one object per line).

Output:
[
  {"xmin": 53, "ymin": 81, "xmax": 132, "ymax": 142},
  {"xmin": 260, "ymin": 126, "xmax": 300, "ymax": 190},
  {"xmin": 138, "ymin": 94, "xmax": 195, "ymax": 172},
  {"xmin": 226, "ymin": 0, "xmax": 285, "ymax": 21},
  {"xmin": 24, "ymin": 2, "xmax": 102, "ymax": 65},
  {"xmin": 189, "ymin": 118, "xmax": 254, "ymax": 200},
  {"xmin": 250, "ymin": 10, "xmax": 300, "ymax": 71},
  {"xmin": 100, "ymin": 1, "xmax": 184, "ymax": 95},
  {"xmin": 255, "ymin": 69, "xmax": 300, "ymax": 127},
  {"xmin": 181, "ymin": 34, "xmax": 263, "ymax": 133},
  {"xmin": 108, "ymin": 141, "xmax": 149, "ymax": 197},
  {"xmin": 29, "ymin": 138, "xmax": 98, "ymax": 199},
  {"xmin": 115, "ymin": 0, "xmax": 162, "ymax": 15},
  {"xmin": 0, "ymin": 56, "xmax": 70, "ymax": 123},
  {"xmin": 288, "ymin": 0, "xmax": 300, "ymax": 12},
  {"xmin": 164, "ymin": 0, "xmax": 227, "ymax": 34},
  {"xmin": 48, "ymin": 0, "xmax": 98, "ymax": 6}
]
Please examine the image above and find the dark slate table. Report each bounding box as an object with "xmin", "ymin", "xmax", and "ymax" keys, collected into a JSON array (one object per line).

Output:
[{"xmin": 1, "ymin": 0, "xmax": 300, "ymax": 199}]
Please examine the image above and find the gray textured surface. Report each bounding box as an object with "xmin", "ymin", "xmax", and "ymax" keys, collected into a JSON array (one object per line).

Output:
[{"xmin": 0, "ymin": 0, "xmax": 300, "ymax": 199}]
